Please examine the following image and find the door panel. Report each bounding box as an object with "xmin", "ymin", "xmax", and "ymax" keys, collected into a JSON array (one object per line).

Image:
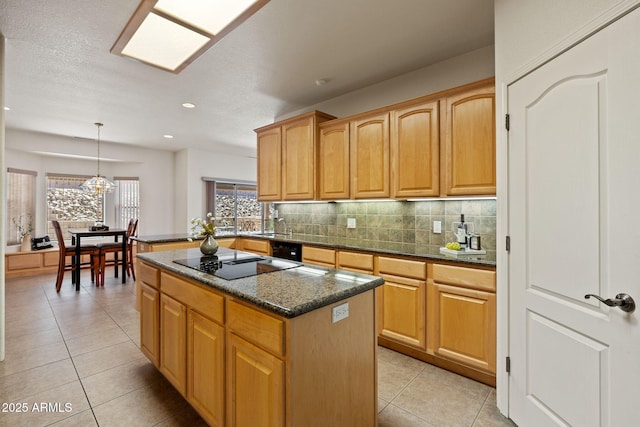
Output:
[{"xmin": 508, "ymin": 7, "xmax": 640, "ymax": 426}]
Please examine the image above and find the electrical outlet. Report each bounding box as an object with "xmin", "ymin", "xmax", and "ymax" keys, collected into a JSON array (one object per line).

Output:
[
  {"xmin": 332, "ymin": 302, "xmax": 349, "ymax": 323},
  {"xmin": 347, "ymin": 218, "xmax": 356, "ymax": 229},
  {"xmin": 433, "ymin": 220, "xmax": 442, "ymax": 233},
  {"xmin": 273, "ymin": 210, "xmax": 278, "ymax": 219}
]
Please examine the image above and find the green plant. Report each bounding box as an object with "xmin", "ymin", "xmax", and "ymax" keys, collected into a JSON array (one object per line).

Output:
[
  {"xmin": 189, "ymin": 212, "xmax": 216, "ymax": 240},
  {"xmin": 12, "ymin": 214, "xmax": 33, "ymax": 239}
]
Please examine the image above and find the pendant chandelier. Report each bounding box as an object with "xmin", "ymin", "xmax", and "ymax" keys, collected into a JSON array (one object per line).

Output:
[{"xmin": 82, "ymin": 122, "xmax": 117, "ymax": 194}]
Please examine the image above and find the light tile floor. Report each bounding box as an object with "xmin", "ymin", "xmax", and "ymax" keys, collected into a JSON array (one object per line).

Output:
[{"xmin": 1, "ymin": 272, "xmax": 516, "ymax": 426}]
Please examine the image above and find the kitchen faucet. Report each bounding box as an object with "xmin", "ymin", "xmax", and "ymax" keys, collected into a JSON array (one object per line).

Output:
[{"xmin": 277, "ymin": 218, "xmax": 292, "ymax": 236}]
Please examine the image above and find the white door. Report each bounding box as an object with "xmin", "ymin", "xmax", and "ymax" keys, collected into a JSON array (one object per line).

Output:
[{"xmin": 507, "ymin": 7, "xmax": 640, "ymax": 427}]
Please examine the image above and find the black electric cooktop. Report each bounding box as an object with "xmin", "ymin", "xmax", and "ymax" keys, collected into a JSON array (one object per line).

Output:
[{"xmin": 173, "ymin": 254, "xmax": 301, "ymax": 280}]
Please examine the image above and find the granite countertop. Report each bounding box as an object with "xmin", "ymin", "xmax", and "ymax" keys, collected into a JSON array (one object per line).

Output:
[
  {"xmin": 133, "ymin": 232, "xmax": 496, "ymax": 268},
  {"xmin": 131, "ymin": 234, "xmax": 201, "ymax": 243},
  {"xmin": 245, "ymin": 233, "xmax": 497, "ymax": 268},
  {"xmin": 137, "ymin": 247, "xmax": 384, "ymax": 319}
]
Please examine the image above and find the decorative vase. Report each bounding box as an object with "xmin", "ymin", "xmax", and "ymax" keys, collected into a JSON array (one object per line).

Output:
[
  {"xmin": 20, "ymin": 234, "xmax": 32, "ymax": 252},
  {"xmin": 199, "ymin": 234, "xmax": 219, "ymax": 255}
]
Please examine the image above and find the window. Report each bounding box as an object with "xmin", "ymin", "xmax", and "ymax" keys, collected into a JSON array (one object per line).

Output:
[
  {"xmin": 204, "ymin": 180, "xmax": 274, "ymax": 235},
  {"xmin": 6, "ymin": 168, "xmax": 37, "ymax": 245},
  {"xmin": 46, "ymin": 173, "xmax": 102, "ymax": 240},
  {"xmin": 114, "ymin": 177, "xmax": 140, "ymax": 230}
]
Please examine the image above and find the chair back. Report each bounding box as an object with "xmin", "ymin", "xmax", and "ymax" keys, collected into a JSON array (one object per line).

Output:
[
  {"xmin": 52, "ymin": 221, "xmax": 66, "ymax": 250},
  {"xmin": 127, "ymin": 218, "xmax": 139, "ymax": 240}
]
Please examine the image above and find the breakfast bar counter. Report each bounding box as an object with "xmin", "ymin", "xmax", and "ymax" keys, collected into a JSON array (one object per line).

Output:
[{"xmin": 136, "ymin": 247, "xmax": 383, "ymax": 427}]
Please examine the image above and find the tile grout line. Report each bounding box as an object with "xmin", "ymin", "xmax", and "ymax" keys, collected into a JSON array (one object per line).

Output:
[{"xmin": 45, "ymin": 279, "xmax": 102, "ymax": 426}]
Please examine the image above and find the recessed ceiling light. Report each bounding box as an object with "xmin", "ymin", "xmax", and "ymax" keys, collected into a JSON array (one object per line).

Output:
[
  {"xmin": 163, "ymin": 134, "xmax": 174, "ymax": 139},
  {"xmin": 315, "ymin": 79, "xmax": 328, "ymax": 86},
  {"xmin": 3, "ymin": 106, "xmax": 10, "ymax": 111},
  {"xmin": 182, "ymin": 102, "xmax": 196, "ymax": 109},
  {"xmin": 111, "ymin": 0, "xmax": 270, "ymax": 73}
]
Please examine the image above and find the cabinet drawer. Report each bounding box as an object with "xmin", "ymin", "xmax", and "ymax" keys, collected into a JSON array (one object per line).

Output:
[
  {"xmin": 432, "ymin": 264, "xmax": 495, "ymax": 292},
  {"xmin": 152, "ymin": 241, "xmax": 200, "ymax": 252},
  {"xmin": 337, "ymin": 251, "xmax": 374, "ymax": 274},
  {"xmin": 227, "ymin": 299, "xmax": 285, "ymax": 357},
  {"xmin": 7, "ymin": 253, "xmax": 41, "ymax": 270},
  {"xmin": 138, "ymin": 261, "xmax": 160, "ymax": 289},
  {"xmin": 377, "ymin": 256, "xmax": 426, "ymax": 280},
  {"xmin": 160, "ymin": 272, "xmax": 224, "ymax": 325},
  {"xmin": 215, "ymin": 238, "xmax": 236, "ymax": 249},
  {"xmin": 302, "ymin": 246, "xmax": 335, "ymax": 267},
  {"xmin": 43, "ymin": 251, "xmax": 59, "ymax": 267},
  {"xmin": 239, "ymin": 238, "xmax": 270, "ymax": 255}
]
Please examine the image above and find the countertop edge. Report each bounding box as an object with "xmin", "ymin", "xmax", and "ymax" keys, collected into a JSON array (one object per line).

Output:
[{"xmin": 137, "ymin": 250, "xmax": 384, "ymax": 318}]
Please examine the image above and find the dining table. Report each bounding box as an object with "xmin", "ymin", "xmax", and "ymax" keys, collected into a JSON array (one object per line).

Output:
[{"xmin": 69, "ymin": 227, "xmax": 127, "ymax": 291}]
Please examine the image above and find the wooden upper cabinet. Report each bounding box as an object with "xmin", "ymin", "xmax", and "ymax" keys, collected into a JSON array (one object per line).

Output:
[
  {"xmin": 391, "ymin": 100, "xmax": 440, "ymax": 198},
  {"xmin": 282, "ymin": 117, "xmax": 314, "ymax": 200},
  {"xmin": 318, "ymin": 120, "xmax": 350, "ymax": 200},
  {"xmin": 442, "ymin": 84, "xmax": 496, "ymax": 196},
  {"xmin": 256, "ymin": 111, "xmax": 335, "ymax": 202},
  {"xmin": 257, "ymin": 127, "xmax": 282, "ymax": 201},
  {"xmin": 350, "ymin": 112, "xmax": 390, "ymax": 199}
]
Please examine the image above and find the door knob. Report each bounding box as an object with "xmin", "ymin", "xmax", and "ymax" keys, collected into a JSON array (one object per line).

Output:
[{"xmin": 584, "ymin": 293, "xmax": 636, "ymax": 313}]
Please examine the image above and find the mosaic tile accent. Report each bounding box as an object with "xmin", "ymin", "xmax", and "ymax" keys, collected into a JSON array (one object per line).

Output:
[{"xmin": 275, "ymin": 200, "xmax": 497, "ymax": 259}]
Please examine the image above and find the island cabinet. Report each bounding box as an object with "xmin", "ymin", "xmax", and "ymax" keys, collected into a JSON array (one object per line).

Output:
[
  {"xmin": 152, "ymin": 270, "xmax": 226, "ymax": 426},
  {"xmin": 375, "ymin": 256, "xmax": 427, "ymax": 350},
  {"xmin": 137, "ymin": 255, "xmax": 379, "ymax": 427},
  {"xmin": 390, "ymin": 99, "xmax": 440, "ymax": 198},
  {"xmin": 441, "ymin": 83, "xmax": 496, "ymax": 196},
  {"xmin": 426, "ymin": 263, "xmax": 496, "ymax": 376},
  {"xmin": 139, "ymin": 261, "xmax": 160, "ymax": 366},
  {"xmin": 256, "ymin": 110, "xmax": 336, "ymax": 201}
]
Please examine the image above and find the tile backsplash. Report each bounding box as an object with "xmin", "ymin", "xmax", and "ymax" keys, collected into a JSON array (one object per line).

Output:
[{"xmin": 275, "ymin": 199, "xmax": 497, "ymax": 259}]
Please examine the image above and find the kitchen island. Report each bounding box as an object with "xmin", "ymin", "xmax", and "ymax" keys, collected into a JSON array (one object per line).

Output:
[{"xmin": 136, "ymin": 247, "xmax": 384, "ymax": 427}]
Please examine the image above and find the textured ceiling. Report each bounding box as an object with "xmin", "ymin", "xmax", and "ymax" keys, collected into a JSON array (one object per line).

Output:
[{"xmin": 0, "ymin": 0, "xmax": 494, "ymax": 157}]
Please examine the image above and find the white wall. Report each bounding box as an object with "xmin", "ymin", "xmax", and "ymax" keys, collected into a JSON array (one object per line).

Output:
[
  {"xmin": 5, "ymin": 128, "xmax": 175, "ymax": 235},
  {"xmin": 173, "ymin": 148, "xmax": 257, "ymax": 233},
  {"xmin": 277, "ymin": 45, "xmax": 495, "ymax": 121},
  {"xmin": 493, "ymin": 0, "xmax": 635, "ymax": 414}
]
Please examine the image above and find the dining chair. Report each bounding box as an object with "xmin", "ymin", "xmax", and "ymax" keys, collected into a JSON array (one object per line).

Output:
[
  {"xmin": 96, "ymin": 218, "xmax": 138, "ymax": 286},
  {"xmin": 52, "ymin": 220, "xmax": 101, "ymax": 293}
]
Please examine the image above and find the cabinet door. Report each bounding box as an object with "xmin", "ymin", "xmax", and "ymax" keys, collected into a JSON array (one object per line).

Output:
[
  {"xmin": 350, "ymin": 112, "xmax": 390, "ymax": 198},
  {"xmin": 391, "ymin": 100, "xmax": 440, "ymax": 198},
  {"xmin": 379, "ymin": 274, "xmax": 426, "ymax": 349},
  {"xmin": 257, "ymin": 127, "xmax": 282, "ymax": 201},
  {"xmin": 227, "ymin": 333, "xmax": 285, "ymax": 427},
  {"xmin": 188, "ymin": 310, "xmax": 224, "ymax": 427},
  {"xmin": 160, "ymin": 294, "xmax": 187, "ymax": 395},
  {"xmin": 318, "ymin": 121, "xmax": 350, "ymax": 200},
  {"xmin": 140, "ymin": 282, "xmax": 160, "ymax": 367},
  {"xmin": 427, "ymin": 281, "xmax": 496, "ymax": 374},
  {"xmin": 442, "ymin": 85, "xmax": 496, "ymax": 196},
  {"xmin": 282, "ymin": 116, "xmax": 315, "ymax": 200}
]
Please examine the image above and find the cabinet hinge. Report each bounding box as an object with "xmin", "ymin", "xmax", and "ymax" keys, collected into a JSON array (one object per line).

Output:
[
  {"xmin": 506, "ymin": 356, "xmax": 511, "ymax": 373},
  {"xmin": 506, "ymin": 235, "xmax": 511, "ymax": 252},
  {"xmin": 505, "ymin": 114, "xmax": 510, "ymax": 131}
]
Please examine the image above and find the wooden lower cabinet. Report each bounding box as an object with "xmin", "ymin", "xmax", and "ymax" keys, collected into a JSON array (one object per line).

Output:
[
  {"xmin": 160, "ymin": 294, "xmax": 187, "ymax": 395},
  {"xmin": 301, "ymin": 245, "xmax": 335, "ymax": 268},
  {"xmin": 426, "ymin": 263, "xmax": 496, "ymax": 376},
  {"xmin": 140, "ymin": 263, "xmax": 378, "ymax": 426},
  {"xmin": 139, "ymin": 282, "xmax": 160, "ymax": 366},
  {"xmin": 235, "ymin": 238, "xmax": 271, "ymax": 256},
  {"xmin": 376, "ymin": 257, "xmax": 426, "ymax": 350},
  {"xmin": 227, "ymin": 333, "xmax": 285, "ymax": 427},
  {"xmin": 188, "ymin": 310, "xmax": 225, "ymax": 427},
  {"xmin": 337, "ymin": 250, "xmax": 374, "ymax": 274}
]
